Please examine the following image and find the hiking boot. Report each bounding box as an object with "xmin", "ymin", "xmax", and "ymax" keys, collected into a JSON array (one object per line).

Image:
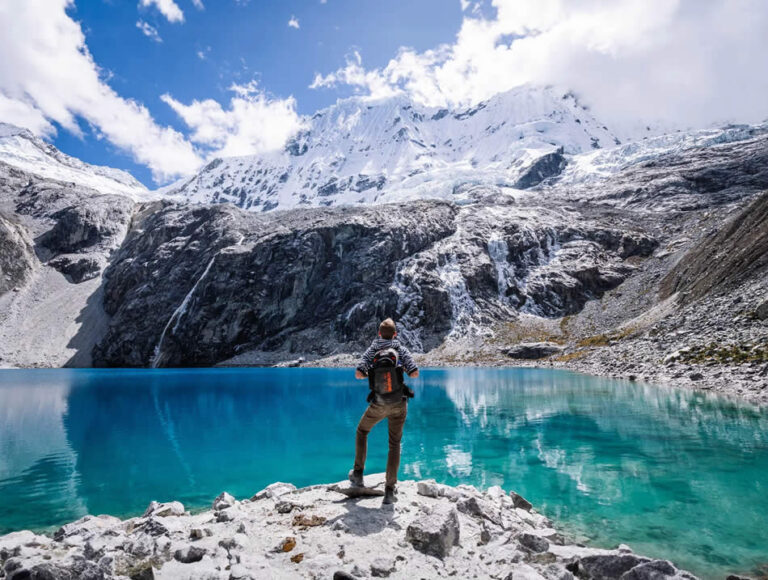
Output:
[
  {"xmin": 383, "ymin": 485, "xmax": 397, "ymax": 505},
  {"xmin": 348, "ymin": 469, "xmax": 364, "ymax": 488}
]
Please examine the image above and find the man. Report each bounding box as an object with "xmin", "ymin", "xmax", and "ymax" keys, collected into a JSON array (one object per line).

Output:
[{"xmin": 350, "ymin": 318, "xmax": 419, "ymax": 504}]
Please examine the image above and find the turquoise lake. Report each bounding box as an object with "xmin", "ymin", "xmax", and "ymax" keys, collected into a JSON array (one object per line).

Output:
[{"xmin": 0, "ymin": 368, "xmax": 766, "ymax": 578}]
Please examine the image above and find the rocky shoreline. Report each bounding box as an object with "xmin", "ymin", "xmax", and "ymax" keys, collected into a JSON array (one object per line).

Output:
[
  {"xmin": 267, "ymin": 349, "xmax": 768, "ymax": 408},
  {"xmin": 0, "ymin": 475, "xmax": 700, "ymax": 580}
]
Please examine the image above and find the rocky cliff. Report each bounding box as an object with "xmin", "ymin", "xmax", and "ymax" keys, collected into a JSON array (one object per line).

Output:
[
  {"xmin": 91, "ymin": 193, "xmax": 655, "ymax": 367},
  {"xmin": 0, "ymin": 476, "xmax": 699, "ymax": 580}
]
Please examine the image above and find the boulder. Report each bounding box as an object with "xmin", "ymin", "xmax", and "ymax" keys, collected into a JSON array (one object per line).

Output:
[
  {"xmin": 142, "ymin": 501, "xmax": 185, "ymax": 518},
  {"xmin": 457, "ymin": 496, "xmax": 501, "ymax": 526},
  {"xmin": 48, "ymin": 255, "xmax": 101, "ymax": 283},
  {"xmin": 405, "ymin": 506, "xmax": 460, "ymax": 559},
  {"xmin": 573, "ymin": 554, "xmax": 650, "ymax": 579},
  {"xmin": 755, "ymin": 299, "xmax": 768, "ymax": 321},
  {"xmin": 370, "ymin": 557, "xmax": 396, "ymax": 577},
  {"xmin": 251, "ymin": 482, "xmax": 296, "ymax": 501},
  {"xmin": 416, "ymin": 480, "xmax": 441, "ymax": 498},
  {"xmin": 505, "ymin": 343, "xmax": 564, "ymax": 360},
  {"xmin": 621, "ymin": 560, "xmax": 679, "ymax": 580},
  {"xmin": 132, "ymin": 518, "xmax": 169, "ymax": 538},
  {"xmin": 510, "ymin": 491, "xmax": 533, "ymax": 511},
  {"xmin": 173, "ymin": 546, "xmax": 206, "ymax": 564},
  {"xmin": 517, "ymin": 533, "xmax": 549, "ymax": 553},
  {"xmin": 213, "ymin": 492, "xmax": 235, "ymax": 511},
  {"xmin": 275, "ymin": 500, "xmax": 298, "ymax": 513}
]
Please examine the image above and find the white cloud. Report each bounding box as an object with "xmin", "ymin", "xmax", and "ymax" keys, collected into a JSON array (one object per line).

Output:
[
  {"xmin": 196, "ymin": 46, "xmax": 211, "ymax": 60},
  {"xmin": 136, "ymin": 20, "xmax": 162, "ymax": 42},
  {"xmin": 0, "ymin": 94, "xmax": 55, "ymax": 136},
  {"xmin": 313, "ymin": 0, "xmax": 768, "ymax": 131},
  {"xmin": 191, "ymin": 0, "xmax": 204, "ymax": 9},
  {"xmin": 288, "ymin": 15, "xmax": 300, "ymax": 29},
  {"xmin": 310, "ymin": 51, "xmax": 401, "ymax": 101},
  {"xmin": 0, "ymin": 0, "xmax": 201, "ymax": 182},
  {"xmin": 139, "ymin": 0, "xmax": 184, "ymax": 23},
  {"xmin": 161, "ymin": 81, "xmax": 305, "ymax": 159}
]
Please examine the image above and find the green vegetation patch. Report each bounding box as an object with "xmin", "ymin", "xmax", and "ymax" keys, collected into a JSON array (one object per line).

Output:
[{"xmin": 669, "ymin": 342, "xmax": 768, "ymax": 365}]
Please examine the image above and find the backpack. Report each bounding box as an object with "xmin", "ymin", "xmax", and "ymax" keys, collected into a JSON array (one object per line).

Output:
[{"xmin": 368, "ymin": 347, "xmax": 406, "ymax": 404}]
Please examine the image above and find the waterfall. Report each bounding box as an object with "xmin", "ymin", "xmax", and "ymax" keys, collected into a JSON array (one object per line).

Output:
[
  {"xmin": 150, "ymin": 234, "xmax": 246, "ymax": 368},
  {"xmin": 150, "ymin": 234, "xmax": 247, "ymax": 368},
  {"xmin": 487, "ymin": 233, "xmax": 514, "ymax": 301},
  {"xmin": 150, "ymin": 255, "xmax": 217, "ymax": 368},
  {"xmin": 437, "ymin": 256, "xmax": 481, "ymax": 338}
]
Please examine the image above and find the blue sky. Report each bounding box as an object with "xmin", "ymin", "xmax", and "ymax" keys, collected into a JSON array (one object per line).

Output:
[
  {"xmin": 54, "ymin": 0, "xmax": 465, "ymax": 185},
  {"xmin": 2, "ymin": 0, "xmax": 766, "ymax": 188}
]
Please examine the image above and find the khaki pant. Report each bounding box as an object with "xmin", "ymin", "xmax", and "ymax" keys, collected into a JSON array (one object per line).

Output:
[{"xmin": 353, "ymin": 400, "xmax": 407, "ymax": 488}]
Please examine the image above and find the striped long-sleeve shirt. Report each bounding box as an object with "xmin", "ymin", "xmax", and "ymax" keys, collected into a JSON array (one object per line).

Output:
[{"xmin": 356, "ymin": 338, "xmax": 418, "ymax": 375}]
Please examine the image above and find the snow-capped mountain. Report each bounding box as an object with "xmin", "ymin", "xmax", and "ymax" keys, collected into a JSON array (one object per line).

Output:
[
  {"xmin": 167, "ymin": 85, "xmax": 619, "ymax": 211},
  {"xmin": 0, "ymin": 123, "xmax": 147, "ymax": 199}
]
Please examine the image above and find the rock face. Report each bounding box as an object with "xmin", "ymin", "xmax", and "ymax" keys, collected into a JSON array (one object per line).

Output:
[
  {"xmin": 40, "ymin": 203, "xmax": 129, "ymax": 254},
  {"xmin": 0, "ymin": 213, "xmax": 37, "ymax": 296},
  {"xmin": 92, "ymin": 197, "xmax": 653, "ymax": 367},
  {"xmin": 514, "ymin": 149, "xmax": 567, "ymax": 189},
  {"xmin": 660, "ymin": 190, "xmax": 768, "ymax": 303},
  {"xmin": 0, "ymin": 161, "xmax": 136, "ymax": 368},
  {"xmin": 0, "ymin": 477, "xmax": 700, "ymax": 580}
]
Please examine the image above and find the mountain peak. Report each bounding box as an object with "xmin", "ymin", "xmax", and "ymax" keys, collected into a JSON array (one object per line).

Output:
[
  {"xmin": 0, "ymin": 123, "xmax": 147, "ymax": 199},
  {"xmin": 167, "ymin": 85, "xmax": 618, "ymax": 212}
]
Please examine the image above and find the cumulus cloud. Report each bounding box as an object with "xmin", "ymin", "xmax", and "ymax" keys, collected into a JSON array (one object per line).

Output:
[
  {"xmin": 288, "ymin": 16, "xmax": 300, "ymax": 29},
  {"xmin": 312, "ymin": 0, "xmax": 768, "ymax": 132},
  {"xmin": 0, "ymin": 0, "xmax": 201, "ymax": 182},
  {"xmin": 161, "ymin": 81, "xmax": 305, "ymax": 159},
  {"xmin": 191, "ymin": 0, "xmax": 204, "ymax": 9},
  {"xmin": 136, "ymin": 20, "xmax": 162, "ymax": 42},
  {"xmin": 139, "ymin": 0, "xmax": 184, "ymax": 23},
  {"xmin": 310, "ymin": 51, "xmax": 402, "ymax": 100}
]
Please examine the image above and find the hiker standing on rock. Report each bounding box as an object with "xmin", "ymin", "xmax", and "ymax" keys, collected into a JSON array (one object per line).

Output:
[{"xmin": 350, "ymin": 318, "xmax": 419, "ymax": 505}]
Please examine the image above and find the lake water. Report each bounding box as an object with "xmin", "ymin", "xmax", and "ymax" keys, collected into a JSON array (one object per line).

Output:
[{"xmin": 0, "ymin": 368, "xmax": 766, "ymax": 578}]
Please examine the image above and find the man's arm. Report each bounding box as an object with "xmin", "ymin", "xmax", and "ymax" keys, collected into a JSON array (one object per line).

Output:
[
  {"xmin": 398, "ymin": 344, "xmax": 419, "ymax": 377},
  {"xmin": 355, "ymin": 342, "xmax": 378, "ymax": 378}
]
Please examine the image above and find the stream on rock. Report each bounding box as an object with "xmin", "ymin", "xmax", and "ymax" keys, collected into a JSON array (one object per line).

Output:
[{"xmin": 1, "ymin": 367, "xmax": 766, "ymax": 578}]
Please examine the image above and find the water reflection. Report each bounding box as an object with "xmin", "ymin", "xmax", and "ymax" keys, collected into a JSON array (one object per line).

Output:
[
  {"xmin": 0, "ymin": 374, "xmax": 85, "ymax": 529},
  {"xmin": 0, "ymin": 368, "xmax": 767, "ymax": 578}
]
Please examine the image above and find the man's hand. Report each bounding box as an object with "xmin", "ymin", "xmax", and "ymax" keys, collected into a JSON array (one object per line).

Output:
[
  {"xmin": 408, "ymin": 369, "xmax": 419, "ymax": 378},
  {"xmin": 355, "ymin": 369, "xmax": 366, "ymax": 379}
]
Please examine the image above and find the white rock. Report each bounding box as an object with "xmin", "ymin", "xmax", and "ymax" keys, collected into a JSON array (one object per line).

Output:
[
  {"xmin": 144, "ymin": 500, "xmax": 186, "ymax": 518},
  {"xmin": 487, "ymin": 485, "xmax": 506, "ymax": 503},
  {"xmin": 416, "ymin": 479, "xmax": 440, "ymax": 498},
  {"xmin": 250, "ymin": 482, "xmax": 296, "ymax": 501},
  {"xmin": 213, "ymin": 492, "xmax": 236, "ymax": 511}
]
